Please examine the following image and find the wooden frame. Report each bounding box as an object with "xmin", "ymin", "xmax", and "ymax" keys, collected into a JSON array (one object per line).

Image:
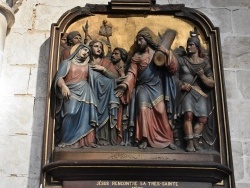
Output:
[{"xmin": 41, "ymin": 1, "xmax": 235, "ymax": 188}]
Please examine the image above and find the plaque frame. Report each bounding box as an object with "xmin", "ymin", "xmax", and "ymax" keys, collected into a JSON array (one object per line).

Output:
[{"xmin": 41, "ymin": 1, "xmax": 235, "ymax": 188}]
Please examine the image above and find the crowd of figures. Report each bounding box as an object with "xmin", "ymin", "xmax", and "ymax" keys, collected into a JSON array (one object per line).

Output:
[{"xmin": 54, "ymin": 25, "xmax": 215, "ymax": 152}]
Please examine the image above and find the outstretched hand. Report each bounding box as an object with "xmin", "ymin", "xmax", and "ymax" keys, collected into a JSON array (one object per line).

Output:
[{"xmin": 115, "ymin": 83, "xmax": 127, "ymax": 97}]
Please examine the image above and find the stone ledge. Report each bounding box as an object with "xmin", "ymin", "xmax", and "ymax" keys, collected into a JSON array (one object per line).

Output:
[{"xmin": 43, "ymin": 147, "xmax": 231, "ymax": 184}]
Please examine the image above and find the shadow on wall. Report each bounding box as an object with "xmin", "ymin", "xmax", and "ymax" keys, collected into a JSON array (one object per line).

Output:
[{"xmin": 28, "ymin": 37, "xmax": 50, "ymax": 188}]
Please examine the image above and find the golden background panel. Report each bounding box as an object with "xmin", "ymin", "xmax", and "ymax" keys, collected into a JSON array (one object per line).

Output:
[{"xmin": 67, "ymin": 14, "xmax": 208, "ymax": 55}]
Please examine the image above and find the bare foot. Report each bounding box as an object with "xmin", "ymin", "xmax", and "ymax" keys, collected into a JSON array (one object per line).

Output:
[
  {"xmin": 186, "ymin": 140, "xmax": 195, "ymax": 152},
  {"xmin": 193, "ymin": 139, "xmax": 202, "ymax": 151},
  {"xmin": 98, "ymin": 140, "xmax": 109, "ymax": 146},
  {"xmin": 138, "ymin": 141, "xmax": 147, "ymax": 149},
  {"xmin": 69, "ymin": 142, "xmax": 80, "ymax": 149},
  {"xmin": 89, "ymin": 143, "xmax": 98, "ymax": 148},
  {"xmin": 120, "ymin": 141, "xmax": 125, "ymax": 146},
  {"xmin": 167, "ymin": 142, "xmax": 177, "ymax": 150}
]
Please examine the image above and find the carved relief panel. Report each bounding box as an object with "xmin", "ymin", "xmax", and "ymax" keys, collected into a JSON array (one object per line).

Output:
[{"xmin": 42, "ymin": 1, "xmax": 235, "ymax": 188}]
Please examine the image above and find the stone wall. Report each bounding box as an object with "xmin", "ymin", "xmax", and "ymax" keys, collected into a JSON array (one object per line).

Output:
[{"xmin": 0, "ymin": 0, "xmax": 249, "ymax": 187}]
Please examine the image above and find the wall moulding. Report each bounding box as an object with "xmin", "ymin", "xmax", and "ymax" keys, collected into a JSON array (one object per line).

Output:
[{"xmin": 42, "ymin": 1, "xmax": 235, "ymax": 188}]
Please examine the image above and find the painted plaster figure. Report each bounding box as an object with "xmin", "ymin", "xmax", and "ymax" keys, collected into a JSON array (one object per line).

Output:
[
  {"xmin": 61, "ymin": 31, "xmax": 82, "ymax": 61},
  {"xmin": 88, "ymin": 40, "xmax": 120, "ymax": 146},
  {"xmin": 110, "ymin": 47, "xmax": 134, "ymax": 146},
  {"xmin": 176, "ymin": 30, "xmax": 215, "ymax": 152},
  {"xmin": 115, "ymin": 27, "xmax": 177, "ymax": 149},
  {"xmin": 54, "ymin": 44, "xmax": 98, "ymax": 148}
]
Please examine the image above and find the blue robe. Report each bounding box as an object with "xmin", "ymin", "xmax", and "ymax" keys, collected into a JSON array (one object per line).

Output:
[
  {"xmin": 54, "ymin": 60, "xmax": 98, "ymax": 147},
  {"xmin": 55, "ymin": 60, "xmax": 119, "ymax": 146}
]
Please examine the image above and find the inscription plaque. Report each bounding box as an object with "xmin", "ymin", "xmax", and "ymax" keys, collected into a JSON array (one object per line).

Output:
[{"xmin": 63, "ymin": 181, "xmax": 213, "ymax": 188}]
